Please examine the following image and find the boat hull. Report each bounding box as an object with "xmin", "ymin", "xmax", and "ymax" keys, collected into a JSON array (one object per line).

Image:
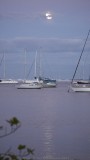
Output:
[
  {"xmin": 42, "ymin": 82, "xmax": 56, "ymax": 88},
  {"xmin": 0, "ymin": 79, "xmax": 18, "ymax": 84},
  {"xmin": 71, "ymin": 83, "xmax": 90, "ymax": 92},
  {"xmin": 39, "ymin": 77, "xmax": 57, "ymax": 88},
  {"xmin": 17, "ymin": 83, "xmax": 42, "ymax": 89}
]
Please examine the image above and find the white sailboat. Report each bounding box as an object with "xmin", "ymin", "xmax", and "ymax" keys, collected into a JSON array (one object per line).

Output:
[
  {"xmin": 70, "ymin": 29, "xmax": 90, "ymax": 92},
  {"xmin": 17, "ymin": 50, "xmax": 57, "ymax": 89},
  {"xmin": 17, "ymin": 81, "xmax": 42, "ymax": 89},
  {"xmin": 0, "ymin": 53, "xmax": 18, "ymax": 84},
  {"xmin": 70, "ymin": 83, "xmax": 90, "ymax": 92},
  {"xmin": 17, "ymin": 51, "xmax": 43, "ymax": 89}
]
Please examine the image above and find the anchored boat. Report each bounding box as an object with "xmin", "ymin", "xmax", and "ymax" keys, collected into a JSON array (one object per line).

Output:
[{"xmin": 70, "ymin": 29, "xmax": 90, "ymax": 92}]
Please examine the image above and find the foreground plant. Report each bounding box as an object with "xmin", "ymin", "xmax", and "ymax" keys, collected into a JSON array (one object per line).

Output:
[
  {"xmin": 0, "ymin": 144, "xmax": 34, "ymax": 160},
  {"xmin": 0, "ymin": 117, "xmax": 34, "ymax": 160},
  {"xmin": 0, "ymin": 117, "xmax": 21, "ymax": 138}
]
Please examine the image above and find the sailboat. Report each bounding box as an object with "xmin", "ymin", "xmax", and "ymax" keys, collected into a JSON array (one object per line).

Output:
[
  {"xmin": 17, "ymin": 81, "xmax": 42, "ymax": 89},
  {"xmin": 38, "ymin": 51, "xmax": 57, "ymax": 88},
  {"xmin": 39, "ymin": 76, "xmax": 57, "ymax": 87},
  {"xmin": 17, "ymin": 51, "xmax": 43, "ymax": 89},
  {"xmin": 70, "ymin": 29, "xmax": 90, "ymax": 92},
  {"xmin": 0, "ymin": 53, "xmax": 18, "ymax": 84}
]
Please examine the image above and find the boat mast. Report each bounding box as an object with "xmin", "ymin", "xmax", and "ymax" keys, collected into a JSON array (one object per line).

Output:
[
  {"xmin": 39, "ymin": 51, "xmax": 42, "ymax": 78},
  {"xmin": 71, "ymin": 29, "xmax": 90, "ymax": 83},
  {"xmin": 4, "ymin": 53, "xmax": 6, "ymax": 79},
  {"xmin": 34, "ymin": 51, "xmax": 37, "ymax": 79},
  {"xmin": 24, "ymin": 50, "xmax": 26, "ymax": 81}
]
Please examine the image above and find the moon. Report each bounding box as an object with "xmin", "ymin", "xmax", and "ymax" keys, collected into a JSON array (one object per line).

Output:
[
  {"xmin": 45, "ymin": 12, "xmax": 52, "ymax": 20},
  {"xmin": 46, "ymin": 16, "xmax": 52, "ymax": 20}
]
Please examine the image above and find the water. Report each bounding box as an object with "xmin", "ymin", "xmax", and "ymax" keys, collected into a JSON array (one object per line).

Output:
[{"xmin": 0, "ymin": 82, "xmax": 90, "ymax": 160}]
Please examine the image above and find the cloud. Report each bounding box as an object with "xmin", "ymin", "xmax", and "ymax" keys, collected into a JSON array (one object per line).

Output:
[
  {"xmin": 0, "ymin": 37, "xmax": 89, "ymax": 54},
  {"xmin": 0, "ymin": 12, "xmax": 51, "ymax": 21},
  {"xmin": 0, "ymin": 13, "xmax": 37, "ymax": 20}
]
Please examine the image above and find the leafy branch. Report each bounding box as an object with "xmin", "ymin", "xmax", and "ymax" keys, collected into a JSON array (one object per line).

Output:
[
  {"xmin": 0, "ymin": 144, "xmax": 34, "ymax": 160},
  {"xmin": 0, "ymin": 117, "xmax": 21, "ymax": 138},
  {"xmin": 0, "ymin": 117, "xmax": 34, "ymax": 160}
]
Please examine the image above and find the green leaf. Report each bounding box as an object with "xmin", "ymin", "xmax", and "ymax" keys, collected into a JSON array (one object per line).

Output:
[
  {"xmin": 6, "ymin": 117, "xmax": 20, "ymax": 126},
  {"xmin": 27, "ymin": 148, "xmax": 34, "ymax": 155},
  {"xmin": 18, "ymin": 144, "xmax": 26, "ymax": 150}
]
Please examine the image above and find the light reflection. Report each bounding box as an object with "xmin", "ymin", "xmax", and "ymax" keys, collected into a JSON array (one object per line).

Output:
[{"xmin": 42, "ymin": 124, "xmax": 55, "ymax": 158}]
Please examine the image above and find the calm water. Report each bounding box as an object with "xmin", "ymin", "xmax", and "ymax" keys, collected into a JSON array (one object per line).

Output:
[{"xmin": 0, "ymin": 82, "xmax": 90, "ymax": 160}]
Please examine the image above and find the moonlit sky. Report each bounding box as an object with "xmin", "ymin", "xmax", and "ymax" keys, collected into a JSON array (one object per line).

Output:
[{"xmin": 0, "ymin": 0, "xmax": 90, "ymax": 80}]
